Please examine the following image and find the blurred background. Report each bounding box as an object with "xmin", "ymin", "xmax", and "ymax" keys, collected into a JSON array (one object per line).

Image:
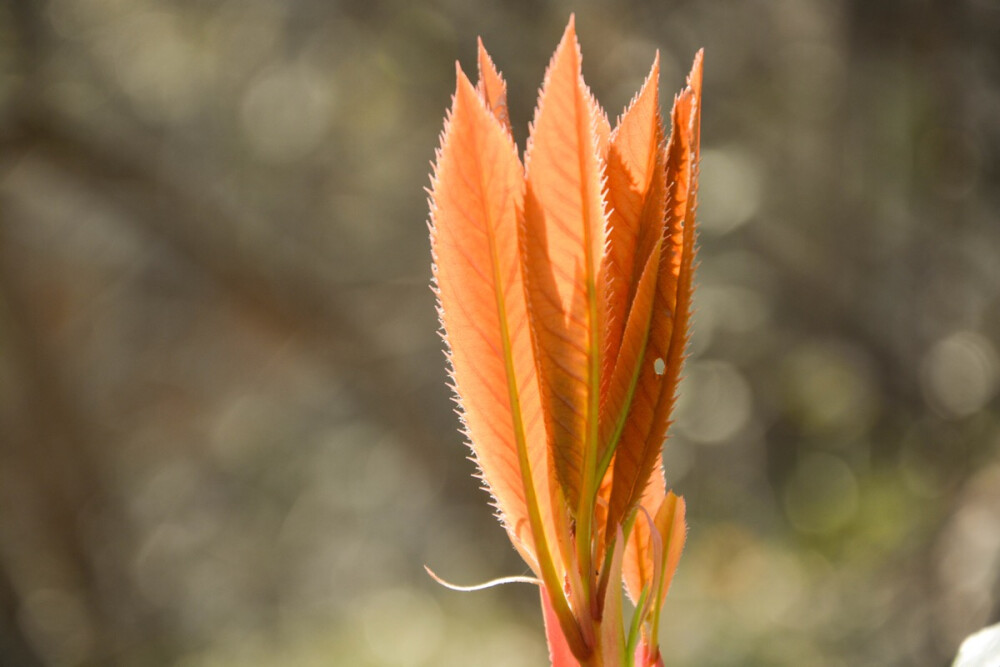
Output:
[{"xmin": 0, "ymin": 0, "xmax": 998, "ymax": 665}]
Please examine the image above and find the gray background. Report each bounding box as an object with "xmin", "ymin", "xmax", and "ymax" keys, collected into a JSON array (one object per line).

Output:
[{"xmin": 1, "ymin": 1, "xmax": 998, "ymax": 665}]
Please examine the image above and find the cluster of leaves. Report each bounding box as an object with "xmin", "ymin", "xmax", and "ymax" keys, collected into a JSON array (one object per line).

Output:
[{"xmin": 429, "ymin": 16, "xmax": 702, "ymax": 666}]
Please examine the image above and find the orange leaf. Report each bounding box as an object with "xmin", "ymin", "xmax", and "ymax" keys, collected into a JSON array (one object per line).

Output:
[
  {"xmin": 621, "ymin": 464, "xmax": 664, "ymax": 603},
  {"xmin": 430, "ymin": 64, "xmax": 546, "ymax": 568},
  {"xmin": 654, "ymin": 491, "xmax": 687, "ymax": 604},
  {"xmin": 522, "ymin": 16, "xmax": 608, "ymax": 515},
  {"xmin": 627, "ymin": 489, "xmax": 685, "ymax": 666},
  {"xmin": 621, "ymin": 467, "xmax": 687, "ymax": 606},
  {"xmin": 590, "ymin": 91, "xmax": 612, "ymax": 162},
  {"xmin": 432, "ymin": 56, "xmax": 588, "ymax": 662},
  {"xmin": 477, "ymin": 37, "xmax": 512, "ymax": 135}
]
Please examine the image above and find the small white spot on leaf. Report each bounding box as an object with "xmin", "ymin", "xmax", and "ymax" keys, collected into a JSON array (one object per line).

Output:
[{"xmin": 654, "ymin": 358, "xmax": 665, "ymax": 375}]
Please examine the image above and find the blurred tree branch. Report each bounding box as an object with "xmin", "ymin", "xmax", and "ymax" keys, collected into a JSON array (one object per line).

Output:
[
  {"xmin": 0, "ymin": 212, "xmax": 132, "ymax": 664},
  {"xmin": 0, "ymin": 1, "xmax": 444, "ymax": 662},
  {"xmin": 1, "ymin": 103, "xmax": 444, "ymax": 459},
  {"xmin": 0, "ymin": 556, "xmax": 41, "ymax": 666}
]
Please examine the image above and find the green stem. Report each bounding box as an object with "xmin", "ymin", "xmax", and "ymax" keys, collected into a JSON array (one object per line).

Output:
[{"xmin": 625, "ymin": 587, "xmax": 650, "ymax": 666}]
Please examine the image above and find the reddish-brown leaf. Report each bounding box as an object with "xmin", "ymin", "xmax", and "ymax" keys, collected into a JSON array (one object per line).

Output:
[
  {"xmin": 607, "ymin": 51, "xmax": 702, "ymax": 535},
  {"xmin": 598, "ymin": 236, "xmax": 662, "ymax": 469},
  {"xmin": 600, "ymin": 54, "xmax": 663, "ymax": 388}
]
